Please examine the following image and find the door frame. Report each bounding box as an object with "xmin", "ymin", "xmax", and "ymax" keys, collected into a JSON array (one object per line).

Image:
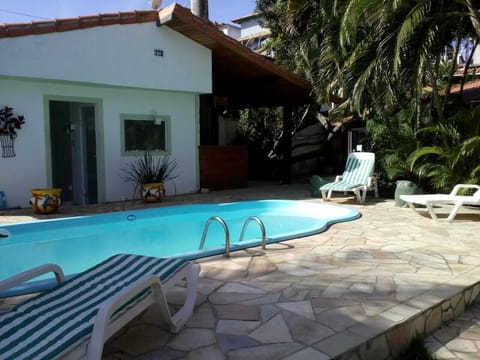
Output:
[{"xmin": 44, "ymin": 95, "xmax": 105, "ymax": 203}]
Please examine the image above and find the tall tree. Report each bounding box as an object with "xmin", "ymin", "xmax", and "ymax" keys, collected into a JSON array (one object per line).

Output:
[
  {"xmin": 257, "ymin": 0, "xmax": 480, "ymax": 188},
  {"xmin": 258, "ymin": 0, "xmax": 479, "ymax": 122}
]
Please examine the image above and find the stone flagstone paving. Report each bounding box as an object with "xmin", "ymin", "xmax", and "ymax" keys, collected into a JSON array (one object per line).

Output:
[{"xmin": 1, "ymin": 182, "xmax": 480, "ymax": 359}]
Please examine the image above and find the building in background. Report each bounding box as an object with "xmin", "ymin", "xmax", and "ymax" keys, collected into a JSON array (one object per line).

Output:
[{"xmin": 228, "ymin": 13, "xmax": 272, "ymax": 56}]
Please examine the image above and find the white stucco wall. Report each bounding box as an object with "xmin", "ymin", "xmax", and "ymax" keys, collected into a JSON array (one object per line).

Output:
[
  {"xmin": 0, "ymin": 78, "xmax": 199, "ymax": 208},
  {"xmin": 0, "ymin": 22, "xmax": 212, "ymax": 93},
  {"xmin": 0, "ymin": 20, "xmax": 212, "ymax": 208}
]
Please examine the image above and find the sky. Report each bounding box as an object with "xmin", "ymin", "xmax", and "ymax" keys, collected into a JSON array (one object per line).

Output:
[{"xmin": 0, "ymin": 0, "xmax": 257, "ymax": 25}]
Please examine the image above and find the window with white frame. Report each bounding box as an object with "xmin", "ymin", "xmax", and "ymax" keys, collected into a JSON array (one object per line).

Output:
[{"xmin": 121, "ymin": 114, "xmax": 171, "ymax": 155}]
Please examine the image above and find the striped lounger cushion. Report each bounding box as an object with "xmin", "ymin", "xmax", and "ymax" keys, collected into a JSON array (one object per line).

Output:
[
  {"xmin": 0, "ymin": 254, "xmax": 189, "ymax": 360},
  {"xmin": 320, "ymin": 157, "xmax": 374, "ymax": 191},
  {"xmin": 320, "ymin": 179, "xmax": 364, "ymax": 191}
]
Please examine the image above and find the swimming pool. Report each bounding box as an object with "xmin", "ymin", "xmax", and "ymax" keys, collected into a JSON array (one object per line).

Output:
[{"xmin": 0, "ymin": 200, "xmax": 360, "ymax": 296}]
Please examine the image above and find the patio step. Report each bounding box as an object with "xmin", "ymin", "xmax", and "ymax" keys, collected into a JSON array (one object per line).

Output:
[{"xmin": 332, "ymin": 279, "xmax": 480, "ymax": 359}]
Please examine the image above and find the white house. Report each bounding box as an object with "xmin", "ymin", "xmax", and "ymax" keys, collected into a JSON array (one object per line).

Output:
[
  {"xmin": 217, "ymin": 22, "xmax": 241, "ymax": 39},
  {"xmin": 0, "ymin": 7, "xmax": 211, "ymax": 207},
  {"xmin": 231, "ymin": 13, "xmax": 271, "ymax": 56},
  {"xmin": 0, "ymin": 3, "xmax": 311, "ymax": 208}
]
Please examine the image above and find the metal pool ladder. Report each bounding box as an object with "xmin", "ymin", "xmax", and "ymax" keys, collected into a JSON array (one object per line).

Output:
[
  {"xmin": 199, "ymin": 216, "xmax": 231, "ymax": 257},
  {"xmin": 199, "ymin": 216, "xmax": 267, "ymax": 257},
  {"xmin": 238, "ymin": 216, "xmax": 267, "ymax": 250}
]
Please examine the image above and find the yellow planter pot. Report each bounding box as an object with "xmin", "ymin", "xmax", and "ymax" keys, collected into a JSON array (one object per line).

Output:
[
  {"xmin": 141, "ymin": 182, "xmax": 165, "ymax": 202},
  {"xmin": 30, "ymin": 188, "xmax": 62, "ymax": 214}
]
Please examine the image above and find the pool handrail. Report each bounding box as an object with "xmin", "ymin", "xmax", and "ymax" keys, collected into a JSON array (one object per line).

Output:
[
  {"xmin": 238, "ymin": 216, "xmax": 267, "ymax": 250},
  {"xmin": 199, "ymin": 216, "xmax": 231, "ymax": 257}
]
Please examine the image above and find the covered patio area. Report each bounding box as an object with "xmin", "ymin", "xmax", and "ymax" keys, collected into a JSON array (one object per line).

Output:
[{"xmin": 160, "ymin": 4, "xmax": 313, "ymax": 189}]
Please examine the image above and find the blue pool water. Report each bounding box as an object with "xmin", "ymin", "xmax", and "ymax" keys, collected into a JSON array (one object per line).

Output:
[{"xmin": 0, "ymin": 200, "xmax": 359, "ymax": 296}]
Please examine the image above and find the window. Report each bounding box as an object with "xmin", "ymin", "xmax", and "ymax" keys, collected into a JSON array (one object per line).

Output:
[{"xmin": 121, "ymin": 114, "xmax": 171, "ymax": 155}]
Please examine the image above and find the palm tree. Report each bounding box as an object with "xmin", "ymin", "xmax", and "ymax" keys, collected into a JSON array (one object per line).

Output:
[
  {"xmin": 257, "ymin": 0, "xmax": 348, "ymax": 106},
  {"xmin": 264, "ymin": 0, "xmax": 479, "ymax": 122},
  {"xmin": 258, "ymin": 0, "xmax": 480, "ymax": 180},
  {"xmin": 409, "ymin": 105, "xmax": 480, "ymax": 191}
]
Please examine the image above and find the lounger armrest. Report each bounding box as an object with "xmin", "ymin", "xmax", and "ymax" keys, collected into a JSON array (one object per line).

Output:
[
  {"xmin": 335, "ymin": 175, "xmax": 343, "ymax": 182},
  {"xmin": 0, "ymin": 264, "xmax": 64, "ymax": 293},
  {"xmin": 450, "ymin": 184, "xmax": 480, "ymax": 196}
]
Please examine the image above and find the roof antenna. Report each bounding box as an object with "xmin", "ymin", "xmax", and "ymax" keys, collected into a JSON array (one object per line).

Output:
[{"xmin": 149, "ymin": 0, "xmax": 163, "ymax": 10}]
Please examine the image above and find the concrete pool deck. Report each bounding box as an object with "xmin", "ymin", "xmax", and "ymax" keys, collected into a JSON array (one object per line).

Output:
[{"xmin": 1, "ymin": 181, "xmax": 480, "ymax": 359}]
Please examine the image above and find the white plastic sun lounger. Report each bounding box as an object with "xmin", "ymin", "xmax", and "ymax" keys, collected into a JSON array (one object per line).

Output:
[
  {"xmin": 400, "ymin": 184, "xmax": 480, "ymax": 221},
  {"xmin": 320, "ymin": 152, "xmax": 378, "ymax": 203},
  {"xmin": 0, "ymin": 254, "xmax": 200, "ymax": 360}
]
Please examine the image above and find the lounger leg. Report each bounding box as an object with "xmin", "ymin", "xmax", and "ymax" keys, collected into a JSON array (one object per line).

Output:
[
  {"xmin": 447, "ymin": 202, "xmax": 463, "ymax": 222},
  {"xmin": 354, "ymin": 189, "xmax": 362, "ymax": 203},
  {"xmin": 425, "ymin": 202, "xmax": 439, "ymax": 221},
  {"xmin": 169, "ymin": 264, "xmax": 200, "ymax": 333},
  {"xmin": 148, "ymin": 264, "xmax": 200, "ymax": 333},
  {"xmin": 406, "ymin": 202, "xmax": 418, "ymax": 214},
  {"xmin": 88, "ymin": 275, "xmax": 164, "ymax": 360},
  {"xmin": 405, "ymin": 200, "xmax": 439, "ymax": 221},
  {"xmin": 321, "ymin": 190, "xmax": 330, "ymax": 202},
  {"xmin": 87, "ymin": 264, "xmax": 200, "ymax": 359}
]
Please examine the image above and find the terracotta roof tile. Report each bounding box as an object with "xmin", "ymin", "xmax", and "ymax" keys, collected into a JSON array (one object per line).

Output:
[
  {"xmin": 0, "ymin": 10, "xmax": 158, "ymax": 38},
  {"xmin": 0, "ymin": 3, "xmax": 312, "ymax": 107},
  {"xmin": 55, "ymin": 18, "xmax": 81, "ymax": 32},
  {"xmin": 78, "ymin": 15, "xmax": 102, "ymax": 29},
  {"xmin": 437, "ymin": 79, "xmax": 480, "ymax": 102},
  {"xmin": 454, "ymin": 66, "xmax": 480, "ymax": 76},
  {"xmin": 158, "ymin": 3, "xmax": 312, "ymax": 107}
]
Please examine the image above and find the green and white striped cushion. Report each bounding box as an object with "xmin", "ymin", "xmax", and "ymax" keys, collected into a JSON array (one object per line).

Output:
[
  {"xmin": 0, "ymin": 254, "xmax": 188, "ymax": 360},
  {"xmin": 320, "ymin": 157, "xmax": 374, "ymax": 191}
]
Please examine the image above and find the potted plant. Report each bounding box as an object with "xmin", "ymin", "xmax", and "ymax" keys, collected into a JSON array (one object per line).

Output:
[
  {"xmin": 0, "ymin": 106, "xmax": 25, "ymax": 158},
  {"xmin": 122, "ymin": 152, "xmax": 178, "ymax": 202}
]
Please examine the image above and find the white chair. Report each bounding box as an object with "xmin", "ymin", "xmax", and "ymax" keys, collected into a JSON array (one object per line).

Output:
[
  {"xmin": 400, "ymin": 184, "xmax": 480, "ymax": 221},
  {"xmin": 320, "ymin": 152, "xmax": 378, "ymax": 203},
  {"xmin": 0, "ymin": 254, "xmax": 200, "ymax": 360}
]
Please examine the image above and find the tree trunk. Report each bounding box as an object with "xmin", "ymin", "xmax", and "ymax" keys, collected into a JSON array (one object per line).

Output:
[{"xmin": 281, "ymin": 106, "xmax": 293, "ymax": 184}]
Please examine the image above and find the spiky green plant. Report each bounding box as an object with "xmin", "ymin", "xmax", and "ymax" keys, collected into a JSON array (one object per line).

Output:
[{"xmin": 121, "ymin": 152, "xmax": 178, "ymax": 196}]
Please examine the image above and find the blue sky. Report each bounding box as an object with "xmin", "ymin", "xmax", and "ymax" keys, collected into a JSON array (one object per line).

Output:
[{"xmin": 0, "ymin": 0, "xmax": 257, "ymax": 25}]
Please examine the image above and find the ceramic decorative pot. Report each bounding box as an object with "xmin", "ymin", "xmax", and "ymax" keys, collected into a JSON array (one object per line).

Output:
[
  {"xmin": 30, "ymin": 188, "xmax": 62, "ymax": 214},
  {"xmin": 394, "ymin": 180, "xmax": 418, "ymax": 207},
  {"xmin": 141, "ymin": 182, "xmax": 165, "ymax": 202},
  {"xmin": 309, "ymin": 175, "xmax": 327, "ymax": 197}
]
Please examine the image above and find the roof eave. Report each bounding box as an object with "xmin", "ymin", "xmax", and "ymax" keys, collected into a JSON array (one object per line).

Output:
[{"xmin": 157, "ymin": 3, "xmax": 312, "ymax": 100}]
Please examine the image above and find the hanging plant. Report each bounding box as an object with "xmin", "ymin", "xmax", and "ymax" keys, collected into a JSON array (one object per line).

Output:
[
  {"xmin": 0, "ymin": 106, "xmax": 26, "ymax": 157},
  {"xmin": 0, "ymin": 106, "xmax": 25, "ymax": 138}
]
